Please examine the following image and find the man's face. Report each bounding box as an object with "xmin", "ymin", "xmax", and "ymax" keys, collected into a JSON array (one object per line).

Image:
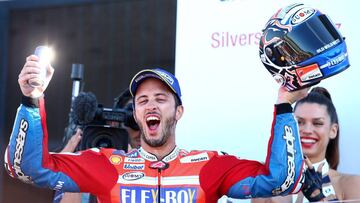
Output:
[{"xmin": 133, "ymin": 78, "xmax": 183, "ymax": 148}]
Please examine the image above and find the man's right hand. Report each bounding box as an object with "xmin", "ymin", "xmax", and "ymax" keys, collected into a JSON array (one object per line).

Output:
[
  {"xmin": 18, "ymin": 55, "xmax": 54, "ymax": 98},
  {"xmin": 276, "ymin": 86, "xmax": 309, "ymax": 105}
]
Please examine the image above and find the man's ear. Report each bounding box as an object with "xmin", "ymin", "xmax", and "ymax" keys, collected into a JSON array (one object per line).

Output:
[{"xmin": 175, "ymin": 105, "xmax": 184, "ymax": 121}]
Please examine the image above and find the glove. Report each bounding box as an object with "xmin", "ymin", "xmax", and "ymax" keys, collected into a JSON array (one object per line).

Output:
[{"xmin": 302, "ymin": 167, "xmax": 326, "ymax": 202}]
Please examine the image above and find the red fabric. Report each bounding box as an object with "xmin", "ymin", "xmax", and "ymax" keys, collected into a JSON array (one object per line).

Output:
[
  {"xmin": 200, "ymin": 155, "xmax": 268, "ymax": 202},
  {"xmin": 38, "ymin": 97, "xmax": 118, "ymax": 197}
]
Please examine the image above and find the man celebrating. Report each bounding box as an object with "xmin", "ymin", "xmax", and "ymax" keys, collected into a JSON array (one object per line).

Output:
[{"xmin": 5, "ymin": 54, "xmax": 307, "ymax": 202}]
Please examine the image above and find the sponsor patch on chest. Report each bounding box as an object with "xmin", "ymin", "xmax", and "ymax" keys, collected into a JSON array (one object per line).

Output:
[
  {"xmin": 179, "ymin": 152, "xmax": 209, "ymax": 163},
  {"xmin": 122, "ymin": 172, "xmax": 145, "ymax": 181},
  {"xmin": 120, "ymin": 186, "xmax": 198, "ymax": 203},
  {"xmin": 124, "ymin": 157, "xmax": 145, "ymax": 163},
  {"xmin": 123, "ymin": 163, "xmax": 145, "ymax": 170}
]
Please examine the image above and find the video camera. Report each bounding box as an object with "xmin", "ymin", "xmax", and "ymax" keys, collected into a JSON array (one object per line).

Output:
[{"xmin": 64, "ymin": 64, "xmax": 138, "ymax": 151}]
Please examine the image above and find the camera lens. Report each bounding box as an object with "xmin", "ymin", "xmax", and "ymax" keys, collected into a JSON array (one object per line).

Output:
[
  {"xmin": 80, "ymin": 125, "xmax": 129, "ymax": 151},
  {"xmin": 92, "ymin": 133, "xmax": 115, "ymax": 148}
]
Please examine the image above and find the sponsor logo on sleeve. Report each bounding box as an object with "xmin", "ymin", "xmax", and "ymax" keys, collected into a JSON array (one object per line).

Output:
[
  {"xmin": 272, "ymin": 125, "xmax": 296, "ymax": 195},
  {"xmin": 120, "ymin": 186, "xmax": 197, "ymax": 203},
  {"xmin": 54, "ymin": 181, "xmax": 65, "ymax": 191},
  {"xmin": 179, "ymin": 152, "xmax": 209, "ymax": 163},
  {"xmin": 13, "ymin": 119, "xmax": 33, "ymax": 184}
]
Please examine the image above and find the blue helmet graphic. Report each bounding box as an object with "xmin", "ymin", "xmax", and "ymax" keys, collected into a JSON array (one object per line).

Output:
[{"xmin": 259, "ymin": 3, "xmax": 350, "ymax": 91}]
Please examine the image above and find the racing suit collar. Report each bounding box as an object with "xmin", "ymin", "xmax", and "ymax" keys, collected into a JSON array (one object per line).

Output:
[{"xmin": 138, "ymin": 146, "xmax": 180, "ymax": 162}]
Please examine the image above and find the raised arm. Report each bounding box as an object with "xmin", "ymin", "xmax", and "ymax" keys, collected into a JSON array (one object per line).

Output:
[
  {"xmin": 4, "ymin": 55, "xmax": 118, "ymax": 196},
  {"xmin": 200, "ymin": 87, "xmax": 309, "ymax": 201}
]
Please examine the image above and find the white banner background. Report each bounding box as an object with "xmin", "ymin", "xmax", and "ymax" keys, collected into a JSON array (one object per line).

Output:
[{"xmin": 175, "ymin": 0, "xmax": 359, "ymax": 201}]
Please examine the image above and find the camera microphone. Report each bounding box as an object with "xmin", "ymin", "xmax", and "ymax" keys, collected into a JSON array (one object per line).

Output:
[
  {"xmin": 71, "ymin": 92, "xmax": 98, "ymax": 125},
  {"xmin": 71, "ymin": 64, "xmax": 84, "ymax": 102}
]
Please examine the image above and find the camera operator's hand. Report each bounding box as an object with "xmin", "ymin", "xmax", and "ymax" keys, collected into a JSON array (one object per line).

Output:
[
  {"xmin": 18, "ymin": 55, "xmax": 54, "ymax": 98},
  {"xmin": 276, "ymin": 86, "xmax": 309, "ymax": 105},
  {"xmin": 61, "ymin": 129, "xmax": 82, "ymax": 153}
]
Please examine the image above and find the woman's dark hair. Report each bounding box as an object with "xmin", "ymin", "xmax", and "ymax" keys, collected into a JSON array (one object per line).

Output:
[{"xmin": 294, "ymin": 87, "xmax": 339, "ymax": 169}]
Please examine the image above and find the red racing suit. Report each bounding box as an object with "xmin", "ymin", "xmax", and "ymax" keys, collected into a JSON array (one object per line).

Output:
[{"xmin": 4, "ymin": 96, "xmax": 305, "ymax": 202}]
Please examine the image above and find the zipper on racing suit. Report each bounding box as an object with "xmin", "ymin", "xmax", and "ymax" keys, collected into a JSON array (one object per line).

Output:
[
  {"xmin": 157, "ymin": 168, "xmax": 161, "ymax": 203},
  {"xmin": 149, "ymin": 161, "xmax": 169, "ymax": 203}
]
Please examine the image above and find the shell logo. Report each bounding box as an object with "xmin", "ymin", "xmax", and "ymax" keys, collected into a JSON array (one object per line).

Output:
[{"xmin": 110, "ymin": 155, "xmax": 122, "ymax": 165}]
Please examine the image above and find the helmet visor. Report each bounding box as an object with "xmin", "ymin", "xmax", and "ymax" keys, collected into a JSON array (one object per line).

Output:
[{"xmin": 271, "ymin": 14, "xmax": 343, "ymax": 66}]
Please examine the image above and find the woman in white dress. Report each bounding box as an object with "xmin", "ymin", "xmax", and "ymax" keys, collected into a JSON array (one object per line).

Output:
[{"xmin": 252, "ymin": 87, "xmax": 360, "ymax": 202}]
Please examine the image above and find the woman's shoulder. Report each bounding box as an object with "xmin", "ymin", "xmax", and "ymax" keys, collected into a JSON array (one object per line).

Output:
[
  {"xmin": 338, "ymin": 173, "xmax": 360, "ymax": 186},
  {"xmin": 337, "ymin": 172, "xmax": 360, "ymax": 200}
]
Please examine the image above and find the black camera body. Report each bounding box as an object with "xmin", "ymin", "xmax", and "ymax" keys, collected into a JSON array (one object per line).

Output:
[
  {"xmin": 80, "ymin": 104, "xmax": 130, "ymax": 151},
  {"xmin": 71, "ymin": 92, "xmax": 139, "ymax": 151},
  {"xmin": 63, "ymin": 64, "xmax": 137, "ymax": 151},
  {"xmin": 81, "ymin": 125, "xmax": 129, "ymax": 151}
]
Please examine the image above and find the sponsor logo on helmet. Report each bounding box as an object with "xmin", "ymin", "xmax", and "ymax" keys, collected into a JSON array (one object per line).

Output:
[
  {"xmin": 291, "ymin": 7, "xmax": 316, "ymax": 25},
  {"xmin": 272, "ymin": 125, "xmax": 296, "ymax": 195},
  {"xmin": 316, "ymin": 39, "xmax": 341, "ymax": 54},
  {"xmin": 296, "ymin": 64, "xmax": 323, "ymax": 82},
  {"xmin": 122, "ymin": 172, "xmax": 145, "ymax": 181},
  {"xmin": 320, "ymin": 53, "xmax": 347, "ymax": 69},
  {"xmin": 13, "ymin": 119, "xmax": 33, "ymax": 184},
  {"xmin": 120, "ymin": 186, "xmax": 198, "ymax": 202},
  {"xmin": 110, "ymin": 155, "xmax": 122, "ymax": 165}
]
